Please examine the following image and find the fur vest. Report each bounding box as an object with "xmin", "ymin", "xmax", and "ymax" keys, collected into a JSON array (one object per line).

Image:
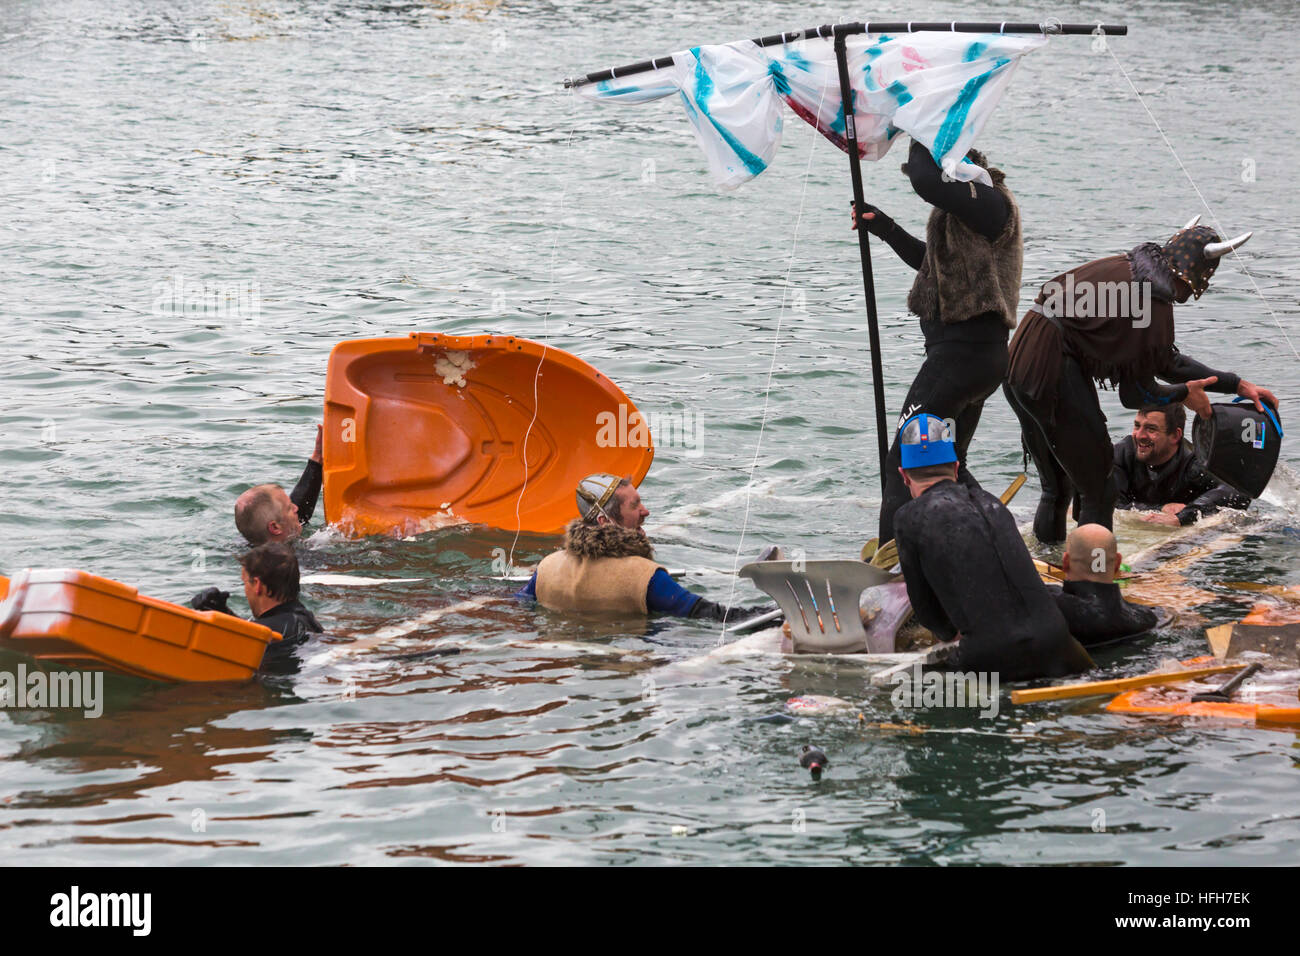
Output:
[
  {"xmin": 906, "ymin": 166, "xmax": 1023, "ymax": 328},
  {"xmin": 534, "ymin": 520, "xmax": 662, "ymax": 615}
]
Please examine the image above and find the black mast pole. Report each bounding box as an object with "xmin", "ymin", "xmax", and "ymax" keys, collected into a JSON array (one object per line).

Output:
[
  {"xmin": 832, "ymin": 26, "xmax": 890, "ymax": 493},
  {"xmin": 564, "ymin": 21, "xmax": 1126, "ymax": 88}
]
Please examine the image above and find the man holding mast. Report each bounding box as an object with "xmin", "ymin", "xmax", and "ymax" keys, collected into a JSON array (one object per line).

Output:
[{"xmin": 852, "ymin": 139, "xmax": 1024, "ymax": 544}]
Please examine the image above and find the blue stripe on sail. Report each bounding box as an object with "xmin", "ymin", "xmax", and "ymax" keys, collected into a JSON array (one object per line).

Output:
[
  {"xmin": 596, "ymin": 79, "xmax": 646, "ymax": 97},
  {"xmin": 686, "ymin": 48, "xmax": 767, "ymax": 176},
  {"xmin": 830, "ymin": 89, "xmax": 855, "ymax": 136},
  {"xmin": 767, "ymin": 60, "xmax": 791, "ymax": 96},
  {"xmin": 932, "ymin": 57, "xmax": 1009, "ymax": 161},
  {"xmin": 862, "ymin": 35, "xmax": 895, "ymax": 59},
  {"xmin": 785, "ymin": 48, "xmax": 812, "ymax": 71},
  {"xmin": 964, "ymin": 41, "xmax": 988, "ymax": 62},
  {"xmin": 884, "ymin": 79, "xmax": 913, "ymax": 106}
]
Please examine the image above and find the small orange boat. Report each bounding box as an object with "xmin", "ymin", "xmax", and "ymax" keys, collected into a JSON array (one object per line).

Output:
[
  {"xmin": 0, "ymin": 569, "xmax": 278, "ymax": 682},
  {"xmin": 323, "ymin": 332, "xmax": 655, "ymax": 537},
  {"xmin": 1107, "ymin": 655, "xmax": 1300, "ymax": 729}
]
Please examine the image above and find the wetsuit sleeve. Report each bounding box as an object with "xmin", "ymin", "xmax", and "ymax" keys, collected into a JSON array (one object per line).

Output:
[
  {"xmin": 514, "ymin": 571, "xmax": 538, "ymax": 602},
  {"xmin": 895, "ymin": 529, "xmax": 957, "ymax": 642},
  {"xmin": 857, "ymin": 204, "xmax": 927, "ymax": 271},
  {"xmin": 903, "ymin": 139, "xmax": 1008, "ymax": 241},
  {"xmin": 1161, "ymin": 347, "xmax": 1241, "ymax": 394},
  {"xmin": 1176, "ymin": 469, "xmax": 1252, "ymax": 525},
  {"xmin": 645, "ymin": 568, "xmax": 704, "ymax": 617},
  {"xmin": 1118, "ymin": 375, "xmax": 1188, "ymax": 408},
  {"xmin": 1112, "ymin": 440, "xmax": 1135, "ymax": 508},
  {"xmin": 1121, "ymin": 347, "xmax": 1243, "ymax": 409},
  {"xmin": 290, "ymin": 459, "xmax": 323, "ymax": 525}
]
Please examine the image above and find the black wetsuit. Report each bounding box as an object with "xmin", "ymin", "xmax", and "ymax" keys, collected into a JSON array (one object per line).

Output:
[
  {"xmin": 188, "ymin": 590, "xmax": 322, "ymax": 674},
  {"xmin": 868, "ymin": 141, "xmax": 1013, "ymax": 542},
  {"xmin": 290, "ymin": 459, "xmax": 322, "ymax": 526},
  {"xmin": 894, "ymin": 480, "xmax": 1092, "ymax": 681},
  {"xmin": 1049, "ymin": 580, "xmax": 1157, "ymax": 647},
  {"xmin": 1113, "ymin": 436, "xmax": 1249, "ymax": 525},
  {"xmin": 1005, "ymin": 348, "xmax": 1240, "ymax": 542},
  {"xmin": 256, "ymin": 599, "xmax": 324, "ymax": 674}
]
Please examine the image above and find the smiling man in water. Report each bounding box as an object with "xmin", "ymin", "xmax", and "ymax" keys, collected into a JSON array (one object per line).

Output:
[
  {"xmin": 1114, "ymin": 405, "xmax": 1250, "ymax": 527},
  {"xmin": 516, "ymin": 473, "xmax": 773, "ymax": 624}
]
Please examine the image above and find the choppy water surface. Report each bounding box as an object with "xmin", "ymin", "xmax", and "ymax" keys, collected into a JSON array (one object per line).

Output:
[{"xmin": 2, "ymin": 0, "xmax": 1298, "ymax": 865}]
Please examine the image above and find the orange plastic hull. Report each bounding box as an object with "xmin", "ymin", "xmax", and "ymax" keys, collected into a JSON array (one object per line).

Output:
[
  {"xmin": 0, "ymin": 570, "xmax": 278, "ymax": 682},
  {"xmin": 323, "ymin": 333, "xmax": 655, "ymax": 537},
  {"xmin": 1108, "ymin": 659, "xmax": 1300, "ymax": 729}
]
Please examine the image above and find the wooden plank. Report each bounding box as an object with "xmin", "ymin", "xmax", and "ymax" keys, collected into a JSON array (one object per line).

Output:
[
  {"xmin": 1207, "ymin": 623, "xmax": 1234, "ymax": 659},
  {"xmin": 1010, "ymin": 663, "xmax": 1245, "ymax": 704}
]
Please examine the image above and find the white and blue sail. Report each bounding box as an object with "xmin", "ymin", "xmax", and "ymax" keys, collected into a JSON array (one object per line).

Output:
[{"xmin": 575, "ymin": 32, "xmax": 1046, "ymax": 189}]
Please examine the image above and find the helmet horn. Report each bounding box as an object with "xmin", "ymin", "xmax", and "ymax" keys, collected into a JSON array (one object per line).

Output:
[
  {"xmin": 1180, "ymin": 214, "xmax": 1202, "ymax": 230},
  {"xmin": 1203, "ymin": 232, "xmax": 1253, "ymax": 260}
]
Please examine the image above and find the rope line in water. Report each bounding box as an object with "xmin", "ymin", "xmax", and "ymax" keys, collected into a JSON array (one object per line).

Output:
[
  {"xmin": 1105, "ymin": 45, "xmax": 1300, "ymax": 365},
  {"xmin": 510, "ymin": 111, "xmax": 577, "ymax": 567},
  {"xmin": 719, "ymin": 80, "xmax": 831, "ymax": 639}
]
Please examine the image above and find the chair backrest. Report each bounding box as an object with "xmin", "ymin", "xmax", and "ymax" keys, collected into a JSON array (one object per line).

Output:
[{"xmin": 739, "ymin": 560, "xmax": 900, "ymax": 654}]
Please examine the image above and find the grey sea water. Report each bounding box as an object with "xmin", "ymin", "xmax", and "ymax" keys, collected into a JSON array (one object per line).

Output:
[{"xmin": 1, "ymin": 0, "xmax": 1298, "ymax": 865}]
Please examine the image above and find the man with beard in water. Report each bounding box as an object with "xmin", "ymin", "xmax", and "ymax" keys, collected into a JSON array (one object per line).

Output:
[
  {"xmin": 516, "ymin": 474, "xmax": 773, "ymax": 624},
  {"xmin": 1004, "ymin": 219, "xmax": 1274, "ymax": 542},
  {"xmin": 1114, "ymin": 405, "xmax": 1250, "ymax": 527},
  {"xmin": 1051, "ymin": 524, "xmax": 1158, "ymax": 646},
  {"xmin": 892, "ymin": 414, "xmax": 1093, "ymax": 681},
  {"xmin": 852, "ymin": 139, "xmax": 1024, "ymax": 544}
]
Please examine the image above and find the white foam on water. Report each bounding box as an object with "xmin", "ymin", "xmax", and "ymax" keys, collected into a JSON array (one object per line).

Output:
[
  {"xmin": 302, "ymin": 596, "xmax": 499, "ymax": 667},
  {"xmin": 1257, "ymin": 462, "xmax": 1300, "ymax": 517},
  {"xmin": 301, "ymin": 573, "xmax": 426, "ymax": 587}
]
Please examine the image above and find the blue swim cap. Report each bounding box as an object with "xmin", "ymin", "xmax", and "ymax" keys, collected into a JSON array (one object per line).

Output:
[{"xmin": 898, "ymin": 413, "xmax": 957, "ymax": 469}]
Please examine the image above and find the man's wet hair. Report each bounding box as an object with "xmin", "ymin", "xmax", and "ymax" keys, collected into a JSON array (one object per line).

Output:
[
  {"xmin": 1138, "ymin": 404, "xmax": 1185, "ymax": 437},
  {"xmin": 235, "ymin": 483, "xmax": 286, "ymax": 545},
  {"xmin": 904, "ymin": 462, "xmax": 958, "ymax": 480},
  {"xmin": 239, "ymin": 542, "xmax": 300, "ymax": 603}
]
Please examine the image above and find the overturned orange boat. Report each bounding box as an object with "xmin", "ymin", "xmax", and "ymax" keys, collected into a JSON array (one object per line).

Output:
[
  {"xmin": 1107, "ymin": 652, "xmax": 1300, "ymax": 730},
  {"xmin": 322, "ymin": 333, "xmax": 655, "ymax": 537},
  {"xmin": 0, "ymin": 569, "xmax": 278, "ymax": 682}
]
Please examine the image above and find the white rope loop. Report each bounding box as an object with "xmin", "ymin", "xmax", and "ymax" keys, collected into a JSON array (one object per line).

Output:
[
  {"xmin": 719, "ymin": 70, "xmax": 832, "ymax": 635},
  {"xmin": 1104, "ymin": 44, "xmax": 1299, "ymax": 364}
]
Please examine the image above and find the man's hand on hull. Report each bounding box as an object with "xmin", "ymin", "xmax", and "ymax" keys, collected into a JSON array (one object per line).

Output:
[
  {"xmin": 311, "ymin": 424, "xmax": 324, "ymax": 464},
  {"xmin": 1141, "ymin": 510, "xmax": 1181, "ymax": 527},
  {"xmin": 1237, "ymin": 380, "xmax": 1278, "ymax": 414},
  {"xmin": 1183, "ymin": 376, "xmax": 1218, "ymax": 420}
]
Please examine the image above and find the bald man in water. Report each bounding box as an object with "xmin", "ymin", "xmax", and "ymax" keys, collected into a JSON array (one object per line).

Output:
[
  {"xmin": 1051, "ymin": 524, "xmax": 1158, "ymax": 646},
  {"xmin": 234, "ymin": 425, "xmax": 323, "ymax": 545}
]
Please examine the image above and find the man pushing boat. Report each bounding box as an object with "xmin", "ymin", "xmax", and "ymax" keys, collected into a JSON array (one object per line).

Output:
[
  {"xmin": 891, "ymin": 414, "xmax": 1093, "ymax": 681},
  {"xmin": 516, "ymin": 474, "xmax": 774, "ymax": 624},
  {"xmin": 852, "ymin": 139, "xmax": 1024, "ymax": 543},
  {"xmin": 1113, "ymin": 404, "xmax": 1250, "ymax": 528},
  {"xmin": 1004, "ymin": 220, "xmax": 1276, "ymax": 542},
  {"xmin": 233, "ymin": 424, "xmax": 324, "ymax": 546}
]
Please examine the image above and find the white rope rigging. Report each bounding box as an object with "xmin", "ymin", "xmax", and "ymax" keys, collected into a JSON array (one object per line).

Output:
[{"xmin": 1105, "ymin": 44, "xmax": 1299, "ymax": 364}]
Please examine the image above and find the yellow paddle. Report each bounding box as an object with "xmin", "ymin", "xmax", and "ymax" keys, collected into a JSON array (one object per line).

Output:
[{"xmin": 1010, "ymin": 662, "xmax": 1246, "ymax": 705}]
